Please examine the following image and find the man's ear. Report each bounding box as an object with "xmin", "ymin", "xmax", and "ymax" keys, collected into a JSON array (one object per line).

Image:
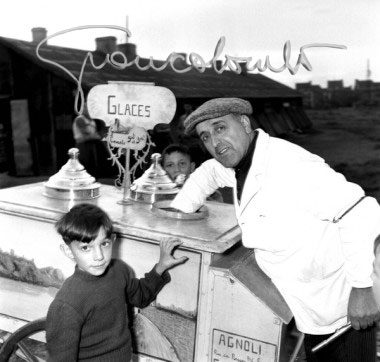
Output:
[
  {"xmin": 190, "ymin": 162, "xmax": 196, "ymax": 173},
  {"xmin": 60, "ymin": 244, "xmax": 74, "ymax": 261},
  {"xmin": 240, "ymin": 115, "xmax": 253, "ymax": 134}
]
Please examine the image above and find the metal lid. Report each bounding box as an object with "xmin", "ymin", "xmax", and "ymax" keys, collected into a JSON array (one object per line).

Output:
[
  {"xmin": 130, "ymin": 153, "xmax": 180, "ymax": 203},
  {"xmin": 43, "ymin": 148, "xmax": 101, "ymax": 200}
]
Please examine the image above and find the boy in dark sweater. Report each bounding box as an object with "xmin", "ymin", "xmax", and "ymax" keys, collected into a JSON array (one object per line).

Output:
[{"xmin": 46, "ymin": 203, "xmax": 187, "ymax": 362}]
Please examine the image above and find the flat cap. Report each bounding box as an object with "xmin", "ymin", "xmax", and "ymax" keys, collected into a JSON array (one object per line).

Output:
[{"xmin": 184, "ymin": 98, "xmax": 253, "ymax": 135}]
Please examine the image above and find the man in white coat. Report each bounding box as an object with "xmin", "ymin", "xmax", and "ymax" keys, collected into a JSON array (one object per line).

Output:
[{"xmin": 170, "ymin": 97, "xmax": 380, "ymax": 361}]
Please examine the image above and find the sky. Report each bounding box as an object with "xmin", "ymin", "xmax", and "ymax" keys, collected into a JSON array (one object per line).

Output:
[{"xmin": 1, "ymin": 0, "xmax": 379, "ymax": 89}]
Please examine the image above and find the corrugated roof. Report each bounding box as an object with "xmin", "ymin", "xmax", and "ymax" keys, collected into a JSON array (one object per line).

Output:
[{"xmin": 0, "ymin": 36, "xmax": 301, "ymax": 99}]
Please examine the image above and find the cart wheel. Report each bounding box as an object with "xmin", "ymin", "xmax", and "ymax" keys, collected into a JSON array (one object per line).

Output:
[{"xmin": 0, "ymin": 317, "xmax": 46, "ymax": 362}]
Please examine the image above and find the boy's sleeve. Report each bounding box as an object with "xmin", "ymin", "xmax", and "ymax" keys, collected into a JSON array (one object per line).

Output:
[
  {"xmin": 46, "ymin": 300, "xmax": 83, "ymax": 362},
  {"xmin": 125, "ymin": 266, "xmax": 170, "ymax": 308}
]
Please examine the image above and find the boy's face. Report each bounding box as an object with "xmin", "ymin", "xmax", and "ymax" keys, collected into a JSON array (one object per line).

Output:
[
  {"xmin": 65, "ymin": 227, "xmax": 114, "ymax": 276},
  {"xmin": 162, "ymin": 151, "xmax": 195, "ymax": 181}
]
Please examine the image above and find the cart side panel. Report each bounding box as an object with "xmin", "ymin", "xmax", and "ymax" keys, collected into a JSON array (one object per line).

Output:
[
  {"xmin": 115, "ymin": 235, "xmax": 201, "ymax": 317},
  {"xmin": 208, "ymin": 271, "xmax": 283, "ymax": 362}
]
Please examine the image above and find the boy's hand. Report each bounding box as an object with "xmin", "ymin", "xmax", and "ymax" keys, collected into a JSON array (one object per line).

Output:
[{"xmin": 155, "ymin": 238, "xmax": 188, "ymax": 275}]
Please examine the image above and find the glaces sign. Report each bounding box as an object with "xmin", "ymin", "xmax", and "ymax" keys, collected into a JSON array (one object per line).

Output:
[{"xmin": 87, "ymin": 83, "xmax": 176, "ymax": 129}]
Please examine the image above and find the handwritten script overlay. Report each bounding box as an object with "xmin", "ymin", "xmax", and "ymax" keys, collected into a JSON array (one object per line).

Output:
[
  {"xmin": 35, "ymin": 25, "xmax": 347, "ymax": 115},
  {"xmin": 108, "ymin": 127, "xmax": 147, "ymax": 150}
]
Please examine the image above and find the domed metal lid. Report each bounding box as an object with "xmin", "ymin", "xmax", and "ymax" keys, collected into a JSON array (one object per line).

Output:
[
  {"xmin": 130, "ymin": 153, "xmax": 180, "ymax": 202},
  {"xmin": 43, "ymin": 148, "xmax": 101, "ymax": 200}
]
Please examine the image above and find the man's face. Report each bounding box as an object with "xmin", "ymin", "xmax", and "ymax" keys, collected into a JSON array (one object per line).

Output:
[
  {"xmin": 195, "ymin": 114, "xmax": 253, "ymax": 168},
  {"xmin": 163, "ymin": 151, "xmax": 195, "ymax": 181},
  {"xmin": 67, "ymin": 227, "xmax": 114, "ymax": 276}
]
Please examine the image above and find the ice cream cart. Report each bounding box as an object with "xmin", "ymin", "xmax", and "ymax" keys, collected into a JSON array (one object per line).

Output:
[
  {"xmin": 0, "ymin": 174, "xmax": 297, "ymax": 362},
  {"xmin": 0, "ymin": 81, "xmax": 298, "ymax": 361}
]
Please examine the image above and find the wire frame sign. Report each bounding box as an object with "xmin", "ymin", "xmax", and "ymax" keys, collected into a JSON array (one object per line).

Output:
[{"xmin": 87, "ymin": 82, "xmax": 177, "ymax": 204}]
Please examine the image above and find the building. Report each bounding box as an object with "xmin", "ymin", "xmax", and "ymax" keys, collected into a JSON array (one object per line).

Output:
[
  {"xmin": 0, "ymin": 28, "xmax": 310, "ymax": 176},
  {"xmin": 296, "ymin": 80, "xmax": 357, "ymax": 109},
  {"xmin": 354, "ymin": 80, "xmax": 380, "ymax": 106},
  {"xmin": 326, "ymin": 80, "xmax": 355, "ymax": 108},
  {"xmin": 296, "ymin": 78, "xmax": 380, "ymax": 110},
  {"xmin": 295, "ymin": 82, "xmax": 325, "ymax": 109}
]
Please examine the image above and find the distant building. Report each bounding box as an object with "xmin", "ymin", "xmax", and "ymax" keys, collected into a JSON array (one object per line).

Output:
[
  {"xmin": 327, "ymin": 80, "xmax": 344, "ymax": 90},
  {"xmin": 296, "ymin": 78, "xmax": 380, "ymax": 109},
  {"xmin": 0, "ymin": 28, "xmax": 310, "ymax": 176},
  {"xmin": 295, "ymin": 82, "xmax": 325, "ymax": 109},
  {"xmin": 354, "ymin": 79, "xmax": 380, "ymax": 106},
  {"xmin": 326, "ymin": 80, "xmax": 355, "ymax": 108}
]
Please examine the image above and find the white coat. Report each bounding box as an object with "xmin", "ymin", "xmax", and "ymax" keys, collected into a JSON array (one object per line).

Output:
[{"xmin": 171, "ymin": 129, "xmax": 380, "ymax": 334}]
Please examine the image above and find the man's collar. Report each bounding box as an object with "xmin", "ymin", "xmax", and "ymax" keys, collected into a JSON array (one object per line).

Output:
[{"xmin": 235, "ymin": 130, "xmax": 258, "ymax": 173}]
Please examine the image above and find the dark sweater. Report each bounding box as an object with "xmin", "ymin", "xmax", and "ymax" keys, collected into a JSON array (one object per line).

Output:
[
  {"xmin": 46, "ymin": 259, "xmax": 170, "ymax": 362},
  {"xmin": 235, "ymin": 131, "xmax": 257, "ymax": 202}
]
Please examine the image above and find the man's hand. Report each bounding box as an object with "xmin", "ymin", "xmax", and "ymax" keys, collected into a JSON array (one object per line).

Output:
[
  {"xmin": 348, "ymin": 287, "xmax": 380, "ymax": 330},
  {"xmin": 155, "ymin": 238, "xmax": 188, "ymax": 275},
  {"xmin": 174, "ymin": 174, "xmax": 187, "ymax": 186}
]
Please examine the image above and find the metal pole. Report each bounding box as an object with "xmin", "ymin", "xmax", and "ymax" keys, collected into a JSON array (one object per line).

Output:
[
  {"xmin": 118, "ymin": 148, "xmax": 133, "ymax": 205},
  {"xmin": 312, "ymin": 323, "xmax": 351, "ymax": 353}
]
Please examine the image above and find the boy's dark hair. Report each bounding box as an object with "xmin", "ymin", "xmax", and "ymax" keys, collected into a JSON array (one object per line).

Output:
[
  {"xmin": 161, "ymin": 144, "xmax": 193, "ymax": 162},
  {"xmin": 55, "ymin": 203, "xmax": 113, "ymax": 245}
]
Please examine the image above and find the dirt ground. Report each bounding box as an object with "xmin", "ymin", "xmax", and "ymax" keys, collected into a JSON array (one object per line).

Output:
[{"xmin": 284, "ymin": 107, "xmax": 380, "ymax": 202}]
